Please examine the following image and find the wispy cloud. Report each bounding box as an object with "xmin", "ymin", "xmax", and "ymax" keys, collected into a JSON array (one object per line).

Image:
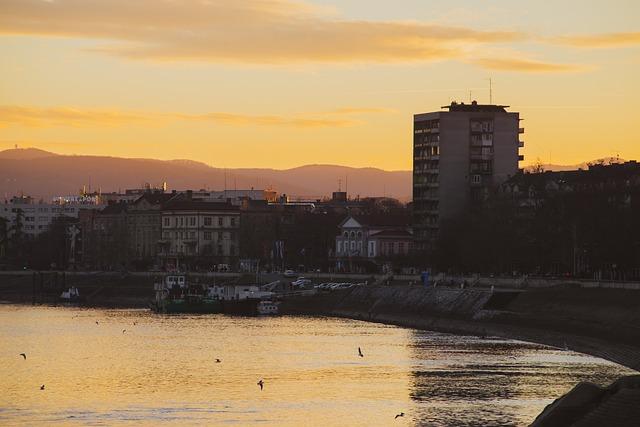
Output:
[
  {"xmin": 552, "ymin": 32, "xmax": 640, "ymax": 48},
  {"xmin": 0, "ymin": 106, "xmax": 152, "ymax": 127},
  {"xmin": 0, "ymin": 105, "xmax": 386, "ymax": 129},
  {"xmin": 470, "ymin": 57, "xmax": 587, "ymax": 73},
  {"xmin": 0, "ymin": 0, "xmax": 522, "ymax": 64}
]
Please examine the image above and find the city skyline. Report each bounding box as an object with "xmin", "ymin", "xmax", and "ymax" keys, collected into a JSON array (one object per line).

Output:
[{"xmin": 1, "ymin": 0, "xmax": 639, "ymax": 169}]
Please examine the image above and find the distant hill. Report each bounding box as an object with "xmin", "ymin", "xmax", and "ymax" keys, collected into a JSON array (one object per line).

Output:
[
  {"xmin": 0, "ymin": 148, "xmax": 59, "ymax": 160},
  {"xmin": 0, "ymin": 148, "xmax": 412, "ymax": 201}
]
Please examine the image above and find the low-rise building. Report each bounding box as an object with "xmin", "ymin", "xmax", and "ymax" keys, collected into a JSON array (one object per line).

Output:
[
  {"xmin": 334, "ymin": 215, "xmax": 413, "ymax": 272},
  {"xmin": 0, "ymin": 195, "xmax": 103, "ymax": 237},
  {"xmin": 159, "ymin": 200, "xmax": 241, "ymax": 270}
]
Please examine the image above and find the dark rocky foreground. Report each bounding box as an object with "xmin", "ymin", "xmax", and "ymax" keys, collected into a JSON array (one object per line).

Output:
[{"xmin": 530, "ymin": 375, "xmax": 640, "ymax": 426}]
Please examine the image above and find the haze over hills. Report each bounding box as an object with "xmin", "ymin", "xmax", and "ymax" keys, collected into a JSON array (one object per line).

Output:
[
  {"xmin": 1, "ymin": 148, "xmax": 630, "ymax": 202},
  {"xmin": 0, "ymin": 148, "xmax": 412, "ymax": 201}
]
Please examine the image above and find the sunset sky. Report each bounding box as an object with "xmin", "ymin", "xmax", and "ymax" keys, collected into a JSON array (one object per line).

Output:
[{"xmin": 1, "ymin": 0, "xmax": 639, "ymax": 170}]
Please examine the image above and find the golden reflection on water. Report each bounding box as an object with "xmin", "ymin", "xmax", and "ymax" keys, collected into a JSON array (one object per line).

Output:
[{"xmin": 0, "ymin": 305, "xmax": 633, "ymax": 426}]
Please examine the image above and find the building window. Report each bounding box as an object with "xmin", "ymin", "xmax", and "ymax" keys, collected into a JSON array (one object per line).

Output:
[
  {"xmin": 230, "ymin": 245, "xmax": 236, "ymax": 256},
  {"xmin": 350, "ymin": 231, "xmax": 356, "ymax": 239},
  {"xmin": 471, "ymin": 175, "xmax": 481, "ymax": 184},
  {"xmin": 164, "ymin": 218, "xmax": 170, "ymax": 227},
  {"xmin": 190, "ymin": 217, "xmax": 196, "ymax": 226},
  {"xmin": 204, "ymin": 217, "xmax": 212, "ymax": 226},
  {"xmin": 350, "ymin": 241, "xmax": 355, "ymax": 251},
  {"xmin": 230, "ymin": 217, "xmax": 236, "ymax": 227},
  {"xmin": 343, "ymin": 231, "xmax": 348, "ymax": 238},
  {"xmin": 218, "ymin": 217, "xmax": 223, "ymax": 227},
  {"xmin": 337, "ymin": 241, "xmax": 342, "ymax": 254}
]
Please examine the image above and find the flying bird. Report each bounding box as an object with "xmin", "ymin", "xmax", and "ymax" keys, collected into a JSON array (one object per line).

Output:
[
  {"xmin": 20, "ymin": 353, "xmax": 26, "ymax": 360},
  {"xmin": 395, "ymin": 412, "xmax": 405, "ymax": 419},
  {"xmin": 358, "ymin": 347, "xmax": 364, "ymax": 357},
  {"xmin": 257, "ymin": 380, "xmax": 264, "ymax": 390},
  {"xmin": 40, "ymin": 384, "xmax": 45, "ymax": 390}
]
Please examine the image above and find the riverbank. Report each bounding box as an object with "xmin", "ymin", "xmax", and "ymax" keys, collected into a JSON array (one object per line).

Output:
[
  {"xmin": 2, "ymin": 271, "xmax": 639, "ymax": 370},
  {"xmin": 281, "ymin": 286, "xmax": 640, "ymax": 372}
]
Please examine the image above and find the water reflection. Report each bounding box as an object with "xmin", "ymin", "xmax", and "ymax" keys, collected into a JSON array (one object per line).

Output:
[
  {"xmin": 407, "ymin": 332, "xmax": 632, "ymax": 426},
  {"xmin": 0, "ymin": 305, "xmax": 633, "ymax": 426}
]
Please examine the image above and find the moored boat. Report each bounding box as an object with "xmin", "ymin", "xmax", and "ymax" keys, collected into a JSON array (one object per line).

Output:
[
  {"xmin": 60, "ymin": 287, "xmax": 82, "ymax": 303},
  {"xmin": 257, "ymin": 300, "xmax": 280, "ymax": 315},
  {"xmin": 151, "ymin": 275, "xmax": 223, "ymax": 314}
]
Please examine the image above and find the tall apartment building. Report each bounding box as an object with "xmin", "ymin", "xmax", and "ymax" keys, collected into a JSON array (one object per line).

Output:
[{"xmin": 413, "ymin": 101, "xmax": 524, "ymax": 250}]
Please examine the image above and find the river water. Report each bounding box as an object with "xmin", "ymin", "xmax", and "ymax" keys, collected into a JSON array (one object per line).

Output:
[{"xmin": 0, "ymin": 305, "xmax": 633, "ymax": 426}]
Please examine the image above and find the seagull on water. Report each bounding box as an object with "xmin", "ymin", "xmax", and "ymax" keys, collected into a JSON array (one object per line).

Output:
[
  {"xmin": 20, "ymin": 353, "xmax": 26, "ymax": 360},
  {"xmin": 40, "ymin": 384, "xmax": 45, "ymax": 390},
  {"xmin": 395, "ymin": 412, "xmax": 405, "ymax": 419},
  {"xmin": 257, "ymin": 380, "xmax": 264, "ymax": 390},
  {"xmin": 358, "ymin": 347, "xmax": 364, "ymax": 358}
]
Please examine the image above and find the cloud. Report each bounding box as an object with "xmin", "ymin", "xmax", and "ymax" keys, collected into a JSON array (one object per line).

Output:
[
  {"xmin": 552, "ymin": 32, "xmax": 640, "ymax": 48},
  {"xmin": 471, "ymin": 57, "xmax": 587, "ymax": 73},
  {"xmin": 0, "ymin": 105, "xmax": 376, "ymax": 128},
  {"xmin": 179, "ymin": 112, "xmax": 358, "ymax": 128},
  {"xmin": 0, "ymin": 106, "xmax": 152, "ymax": 127},
  {"xmin": 0, "ymin": 0, "xmax": 522, "ymax": 64}
]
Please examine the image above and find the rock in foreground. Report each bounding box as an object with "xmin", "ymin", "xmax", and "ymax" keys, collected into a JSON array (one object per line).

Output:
[{"xmin": 531, "ymin": 375, "xmax": 640, "ymax": 426}]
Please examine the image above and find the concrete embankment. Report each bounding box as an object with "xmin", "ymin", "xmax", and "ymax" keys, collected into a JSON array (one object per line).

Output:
[{"xmin": 282, "ymin": 285, "xmax": 640, "ymax": 371}]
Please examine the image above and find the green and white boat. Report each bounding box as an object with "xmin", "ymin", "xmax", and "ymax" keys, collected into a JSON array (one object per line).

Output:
[{"xmin": 151, "ymin": 274, "xmax": 223, "ymax": 314}]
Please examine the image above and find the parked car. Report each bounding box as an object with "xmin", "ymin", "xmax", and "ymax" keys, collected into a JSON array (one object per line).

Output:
[
  {"xmin": 292, "ymin": 278, "xmax": 312, "ymax": 289},
  {"xmin": 283, "ymin": 270, "xmax": 297, "ymax": 278}
]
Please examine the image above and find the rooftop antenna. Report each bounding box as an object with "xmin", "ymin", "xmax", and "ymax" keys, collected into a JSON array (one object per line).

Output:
[
  {"xmin": 345, "ymin": 174, "xmax": 348, "ymax": 198},
  {"xmin": 469, "ymin": 90, "xmax": 472, "ymax": 103},
  {"xmin": 486, "ymin": 77, "xmax": 493, "ymax": 104}
]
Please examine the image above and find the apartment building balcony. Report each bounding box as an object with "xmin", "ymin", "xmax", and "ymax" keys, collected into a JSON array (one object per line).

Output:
[
  {"xmin": 470, "ymin": 152, "xmax": 493, "ymax": 161},
  {"xmin": 519, "ymin": 140, "xmax": 524, "ymax": 147},
  {"xmin": 419, "ymin": 168, "xmax": 439, "ymax": 174},
  {"xmin": 415, "ymin": 195, "xmax": 438, "ymax": 202},
  {"xmin": 518, "ymin": 154, "xmax": 525, "ymax": 161},
  {"xmin": 519, "ymin": 127, "xmax": 525, "ymax": 134}
]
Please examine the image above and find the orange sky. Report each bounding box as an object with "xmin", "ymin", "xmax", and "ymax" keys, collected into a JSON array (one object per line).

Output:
[{"xmin": 1, "ymin": 0, "xmax": 639, "ymax": 169}]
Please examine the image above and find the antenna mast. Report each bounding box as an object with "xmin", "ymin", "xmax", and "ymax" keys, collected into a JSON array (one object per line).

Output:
[{"xmin": 488, "ymin": 78, "xmax": 493, "ymax": 104}]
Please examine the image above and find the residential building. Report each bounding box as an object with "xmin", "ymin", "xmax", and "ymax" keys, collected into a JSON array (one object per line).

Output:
[
  {"xmin": 334, "ymin": 215, "xmax": 413, "ymax": 272},
  {"xmin": 126, "ymin": 191, "xmax": 175, "ymax": 262},
  {"xmin": 159, "ymin": 200, "xmax": 241, "ymax": 270},
  {"xmin": 413, "ymin": 101, "xmax": 523, "ymax": 250},
  {"xmin": 0, "ymin": 195, "xmax": 103, "ymax": 237}
]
